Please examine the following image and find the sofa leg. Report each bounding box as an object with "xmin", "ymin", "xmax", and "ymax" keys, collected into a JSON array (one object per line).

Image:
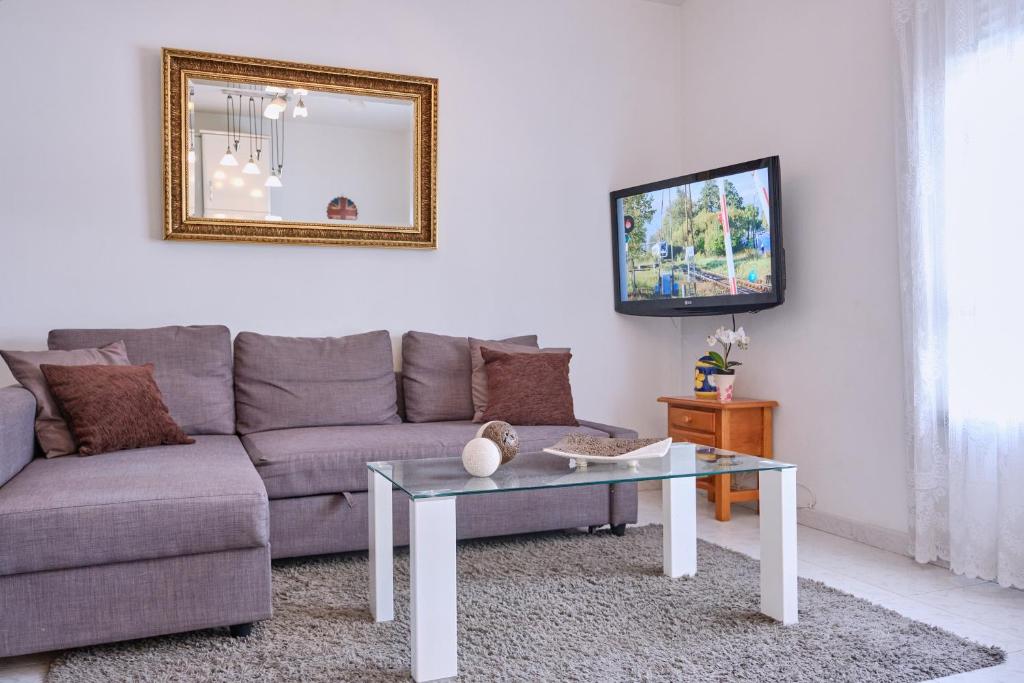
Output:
[
  {"xmin": 611, "ymin": 523, "xmax": 627, "ymax": 537},
  {"xmin": 587, "ymin": 525, "xmax": 600, "ymax": 534},
  {"xmin": 229, "ymin": 622, "xmax": 254, "ymax": 638}
]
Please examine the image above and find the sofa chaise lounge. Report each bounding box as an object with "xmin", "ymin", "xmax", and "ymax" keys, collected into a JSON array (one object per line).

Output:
[{"xmin": 0, "ymin": 325, "xmax": 637, "ymax": 657}]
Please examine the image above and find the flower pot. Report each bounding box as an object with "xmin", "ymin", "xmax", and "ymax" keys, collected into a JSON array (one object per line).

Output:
[{"xmin": 713, "ymin": 373, "xmax": 736, "ymax": 402}]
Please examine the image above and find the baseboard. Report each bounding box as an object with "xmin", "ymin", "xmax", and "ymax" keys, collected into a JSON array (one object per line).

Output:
[
  {"xmin": 637, "ymin": 482, "xmax": 912, "ymax": 559},
  {"xmin": 795, "ymin": 507, "xmax": 910, "ymax": 558}
]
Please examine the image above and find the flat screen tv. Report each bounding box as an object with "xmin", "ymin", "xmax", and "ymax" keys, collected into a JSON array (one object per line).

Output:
[{"xmin": 610, "ymin": 156, "xmax": 785, "ymax": 317}]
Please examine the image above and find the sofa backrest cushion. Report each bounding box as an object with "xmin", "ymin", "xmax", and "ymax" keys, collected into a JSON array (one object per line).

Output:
[
  {"xmin": 234, "ymin": 330, "xmax": 400, "ymax": 434},
  {"xmin": 401, "ymin": 331, "xmax": 537, "ymax": 423},
  {"xmin": 47, "ymin": 326, "xmax": 235, "ymax": 435}
]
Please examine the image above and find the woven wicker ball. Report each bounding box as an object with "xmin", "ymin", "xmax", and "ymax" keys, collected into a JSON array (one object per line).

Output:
[{"xmin": 475, "ymin": 421, "xmax": 520, "ymax": 464}]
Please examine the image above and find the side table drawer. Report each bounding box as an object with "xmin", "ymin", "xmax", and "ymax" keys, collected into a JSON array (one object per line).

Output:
[
  {"xmin": 669, "ymin": 428, "xmax": 717, "ymax": 447},
  {"xmin": 669, "ymin": 407, "xmax": 715, "ymax": 434}
]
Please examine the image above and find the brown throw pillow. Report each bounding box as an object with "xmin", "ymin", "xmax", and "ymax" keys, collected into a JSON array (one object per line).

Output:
[
  {"xmin": 479, "ymin": 348, "xmax": 578, "ymax": 426},
  {"xmin": 469, "ymin": 338, "xmax": 564, "ymax": 422},
  {"xmin": 0, "ymin": 341, "xmax": 130, "ymax": 457},
  {"xmin": 39, "ymin": 363, "xmax": 194, "ymax": 456}
]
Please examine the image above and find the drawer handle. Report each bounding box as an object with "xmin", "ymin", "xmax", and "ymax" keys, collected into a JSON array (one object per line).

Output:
[
  {"xmin": 671, "ymin": 420, "xmax": 706, "ymax": 432},
  {"xmin": 681, "ymin": 415, "xmax": 692, "ymax": 422}
]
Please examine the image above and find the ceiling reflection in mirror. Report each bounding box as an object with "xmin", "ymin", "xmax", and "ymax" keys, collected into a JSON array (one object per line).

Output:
[{"xmin": 185, "ymin": 78, "xmax": 415, "ymax": 227}]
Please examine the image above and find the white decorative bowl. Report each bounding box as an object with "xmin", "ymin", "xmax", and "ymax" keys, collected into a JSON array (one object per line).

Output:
[{"xmin": 543, "ymin": 437, "xmax": 672, "ymax": 470}]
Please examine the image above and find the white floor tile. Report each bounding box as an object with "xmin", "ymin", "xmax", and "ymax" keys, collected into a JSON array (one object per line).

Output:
[
  {"xmin": 0, "ymin": 654, "xmax": 48, "ymax": 683},
  {"xmin": 922, "ymin": 582, "xmax": 1024, "ymax": 640},
  {"xmin": 932, "ymin": 652, "xmax": 1024, "ymax": 681}
]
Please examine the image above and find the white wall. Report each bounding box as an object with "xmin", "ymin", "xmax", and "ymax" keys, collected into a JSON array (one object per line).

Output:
[
  {"xmin": 0, "ymin": 0, "xmax": 685, "ymax": 439},
  {"xmin": 676, "ymin": 0, "xmax": 908, "ymax": 536},
  {"xmin": 0, "ymin": 0, "xmax": 909, "ymax": 539}
]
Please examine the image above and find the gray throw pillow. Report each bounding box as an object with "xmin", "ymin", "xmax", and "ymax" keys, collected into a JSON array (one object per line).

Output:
[
  {"xmin": 0, "ymin": 341, "xmax": 130, "ymax": 457},
  {"xmin": 234, "ymin": 330, "xmax": 401, "ymax": 434},
  {"xmin": 402, "ymin": 331, "xmax": 537, "ymax": 423},
  {"xmin": 48, "ymin": 325, "xmax": 235, "ymax": 436}
]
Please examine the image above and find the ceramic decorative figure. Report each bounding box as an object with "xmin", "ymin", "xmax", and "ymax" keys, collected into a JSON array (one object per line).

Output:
[
  {"xmin": 694, "ymin": 355, "xmax": 719, "ymax": 399},
  {"xmin": 702, "ymin": 317, "xmax": 750, "ymax": 403},
  {"xmin": 475, "ymin": 421, "xmax": 520, "ymax": 464},
  {"xmin": 461, "ymin": 437, "xmax": 502, "ymax": 477}
]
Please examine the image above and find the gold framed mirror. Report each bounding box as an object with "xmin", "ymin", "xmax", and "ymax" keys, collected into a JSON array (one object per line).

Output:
[{"xmin": 162, "ymin": 48, "xmax": 437, "ymax": 248}]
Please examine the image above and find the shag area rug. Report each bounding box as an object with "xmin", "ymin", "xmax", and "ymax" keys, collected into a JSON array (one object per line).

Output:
[{"xmin": 47, "ymin": 526, "xmax": 1004, "ymax": 682}]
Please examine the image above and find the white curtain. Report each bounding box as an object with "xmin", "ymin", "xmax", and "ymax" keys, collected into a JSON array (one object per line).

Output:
[{"xmin": 894, "ymin": 0, "xmax": 1024, "ymax": 588}]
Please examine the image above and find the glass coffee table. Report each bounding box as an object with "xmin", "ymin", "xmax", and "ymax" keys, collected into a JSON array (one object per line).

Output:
[{"xmin": 367, "ymin": 442, "xmax": 797, "ymax": 683}]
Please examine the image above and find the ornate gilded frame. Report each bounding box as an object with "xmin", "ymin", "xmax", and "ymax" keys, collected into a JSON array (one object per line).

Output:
[{"xmin": 162, "ymin": 48, "xmax": 437, "ymax": 248}]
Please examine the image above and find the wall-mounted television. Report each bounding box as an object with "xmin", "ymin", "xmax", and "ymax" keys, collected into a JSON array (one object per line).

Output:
[{"xmin": 610, "ymin": 156, "xmax": 785, "ymax": 317}]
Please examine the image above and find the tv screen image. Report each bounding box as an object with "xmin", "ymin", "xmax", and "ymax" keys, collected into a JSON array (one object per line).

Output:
[{"xmin": 610, "ymin": 156, "xmax": 784, "ymax": 317}]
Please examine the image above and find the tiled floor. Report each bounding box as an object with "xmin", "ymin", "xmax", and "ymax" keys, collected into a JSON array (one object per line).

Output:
[{"xmin": 3, "ymin": 490, "xmax": 1021, "ymax": 682}]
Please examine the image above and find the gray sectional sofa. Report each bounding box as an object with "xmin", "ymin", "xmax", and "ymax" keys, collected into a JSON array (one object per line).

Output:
[{"xmin": 0, "ymin": 325, "xmax": 637, "ymax": 658}]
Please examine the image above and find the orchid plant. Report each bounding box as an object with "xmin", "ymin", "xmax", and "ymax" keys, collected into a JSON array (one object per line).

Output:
[{"xmin": 704, "ymin": 317, "xmax": 750, "ymax": 376}]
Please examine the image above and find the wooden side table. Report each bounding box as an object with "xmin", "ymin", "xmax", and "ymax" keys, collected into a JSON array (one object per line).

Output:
[{"xmin": 657, "ymin": 395, "xmax": 778, "ymax": 521}]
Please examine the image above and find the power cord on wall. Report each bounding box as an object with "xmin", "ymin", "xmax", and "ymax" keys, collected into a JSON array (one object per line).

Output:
[
  {"xmin": 670, "ymin": 315, "xmax": 817, "ymax": 511},
  {"xmin": 797, "ymin": 483, "xmax": 817, "ymax": 511}
]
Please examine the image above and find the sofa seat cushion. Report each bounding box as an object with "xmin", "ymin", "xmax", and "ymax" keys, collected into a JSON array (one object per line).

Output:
[
  {"xmin": 0, "ymin": 436, "xmax": 268, "ymax": 577},
  {"xmin": 242, "ymin": 421, "xmax": 612, "ymax": 499}
]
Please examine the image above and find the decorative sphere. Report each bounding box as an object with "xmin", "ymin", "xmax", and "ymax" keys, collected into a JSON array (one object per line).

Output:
[
  {"xmin": 461, "ymin": 437, "xmax": 501, "ymax": 477},
  {"xmin": 475, "ymin": 421, "xmax": 520, "ymax": 464}
]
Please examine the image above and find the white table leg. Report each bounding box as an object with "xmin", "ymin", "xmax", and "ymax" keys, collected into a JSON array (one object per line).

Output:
[
  {"xmin": 368, "ymin": 470, "xmax": 393, "ymax": 622},
  {"xmin": 662, "ymin": 476, "xmax": 697, "ymax": 578},
  {"xmin": 759, "ymin": 467, "xmax": 798, "ymax": 624},
  {"xmin": 410, "ymin": 497, "xmax": 457, "ymax": 682}
]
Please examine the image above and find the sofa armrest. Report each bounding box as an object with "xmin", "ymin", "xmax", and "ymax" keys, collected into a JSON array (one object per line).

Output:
[
  {"xmin": 0, "ymin": 385, "xmax": 37, "ymax": 487},
  {"xmin": 576, "ymin": 419, "xmax": 639, "ymax": 440}
]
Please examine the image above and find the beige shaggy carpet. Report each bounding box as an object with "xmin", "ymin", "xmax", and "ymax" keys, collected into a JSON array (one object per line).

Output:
[{"xmin": 47, "ymin": 526, "xmax": 1005, "ymax": 682}]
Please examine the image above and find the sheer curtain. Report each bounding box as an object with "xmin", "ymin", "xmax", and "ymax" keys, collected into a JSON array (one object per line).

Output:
[{"xmin": 894, "ymin": 0, "xmax": 1024, "ymax": 588}]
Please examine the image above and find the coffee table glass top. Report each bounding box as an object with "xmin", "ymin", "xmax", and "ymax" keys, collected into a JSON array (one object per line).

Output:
[{"xmin": 368, "ymin": 443, "xmax": 795, "ymax": 499}]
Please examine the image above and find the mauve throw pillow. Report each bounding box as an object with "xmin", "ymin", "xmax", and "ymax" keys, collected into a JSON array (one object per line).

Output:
[
  {"xmin": 233, "ymin": 330, "xmax": 401, "ymax": 434},
  {"xmin": 479, "ymin": 348, "xmax": 578, "ymax": 426},
  {"xmin": 469, "ymin": 338, "xmax": 564, "ymax": 422},
  {"xmin": 0, "ymin": 341, "xmax": 130, "ymax": 457},
  {"xmin": 39, "ymin": 363, "xmax": 194, "ymax": 456},
  {"xmin": 403, "ymin": 332, "xmax": 538, "ymax": 423}
]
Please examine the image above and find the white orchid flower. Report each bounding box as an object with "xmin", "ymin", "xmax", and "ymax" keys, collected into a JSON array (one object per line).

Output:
[{"xmin": 706, "ymin": 335, "xmax": 717, "ymax": 347}]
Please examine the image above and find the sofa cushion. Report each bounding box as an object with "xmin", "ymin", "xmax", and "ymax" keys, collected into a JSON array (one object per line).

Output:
[
  {"xmin": 47, "ymin": 326, "xmax": 235, "ymax": 435},
  {"xmin": 469, "ymin": 338, "xmax": 567, "ymax": 422},
  {"xmin": 40, "ymin": 363, "xmax": 194, "ymax": 456},
  {"xmin": 242, "ymin": 420, "xmax": 612, "ymax": 499},
  {"xmin": 0, "ymin": 435, "xmax": 268, "ymax": 577},
  {"xmin": 1, "ymin": 341, "xmax": 130, "ymax": 457},
  {"xmin": 401, "ymin": 331, "xmax": 537, "ymax": 423},
  {"xmin": 234, "ymin": 331, "xmax": 401, "ymax": 435},
  {"xmin": 480, "ymin": 348, "xmax": 578, "ymax": 426}
]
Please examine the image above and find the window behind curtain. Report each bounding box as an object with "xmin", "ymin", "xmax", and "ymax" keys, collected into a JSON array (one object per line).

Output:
[{"xmin": 944, "ymin": 12, "xmax": 1024, "ymax": 425}]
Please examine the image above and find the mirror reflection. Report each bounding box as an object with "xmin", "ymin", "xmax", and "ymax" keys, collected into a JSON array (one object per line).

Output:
[{"xmin": 185, "ymin": 78, "xmax": 415, "ymax": 226}]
